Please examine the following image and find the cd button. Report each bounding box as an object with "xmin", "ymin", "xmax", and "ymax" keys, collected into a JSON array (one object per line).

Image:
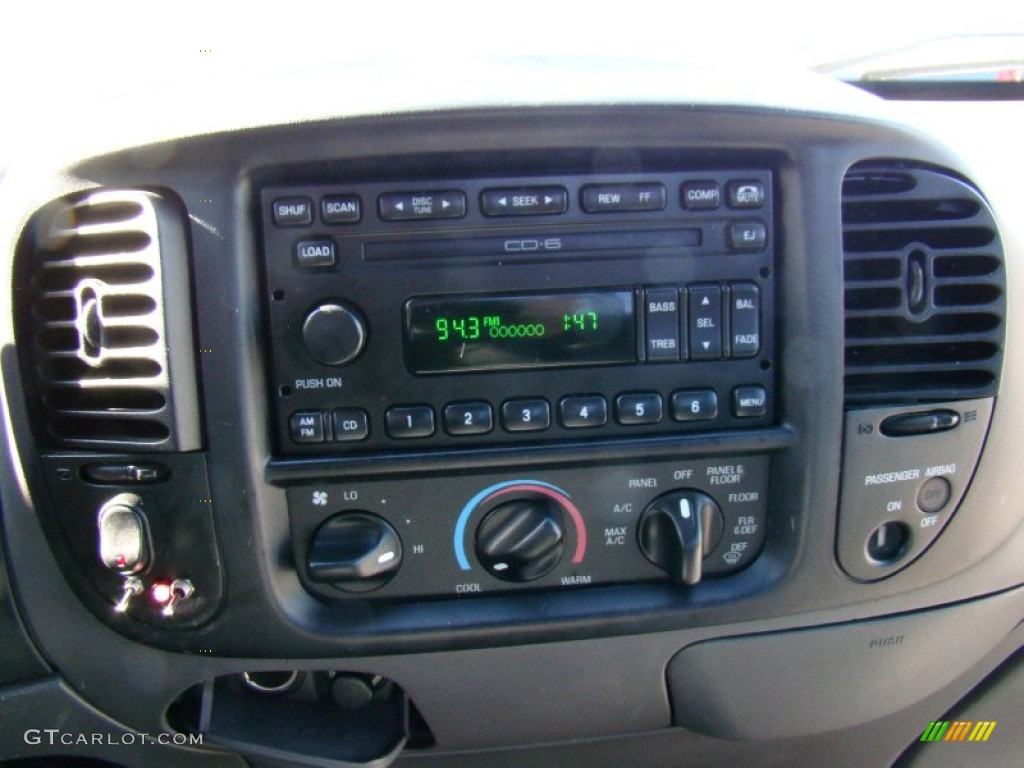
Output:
[
  {"xmin": 444, "ymin": 402, "xmax": 494, "ymax": 436},
  {"xmin": 386, "ymin": 405, "xmax": 435, "ymax": 439},
  {"xmin": 272, "ymin": 196, "xmax": 313, "ymax": 226},
  {"xmin": 332, "ymin": 408, "xmax": 369, "ymax": 442},
  {"xmin": 615, "ymin": 393, "xmax": 663, "ymax": 426},
  {"xmin": 290, "ymin": 411, "xmax": 325, "ymax": 443},
  {"xmin": 559, "ymin": 396, "xmax": 608, "ymax": 429},
  {"xmin": 481, "ymin": 187, "xmax": 567, "ymax": 216},
  {"xmin": 671, "ymin": 390, "xmax": 718, "ymax": 422},
  {"xmin": 379, "ymin": 191, "xmax": 466, "ymax": 221},
  {"xmin": 501, "ymin": 399, "xmax": 551, "ymax": 432}
]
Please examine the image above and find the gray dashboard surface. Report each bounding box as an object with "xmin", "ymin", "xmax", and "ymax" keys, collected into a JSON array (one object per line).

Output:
[{"xmin": 0, "ymin": 59, "xmax": 1022, "ymax": 767}]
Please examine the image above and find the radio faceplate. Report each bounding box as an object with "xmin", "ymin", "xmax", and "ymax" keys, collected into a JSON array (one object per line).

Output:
[{"xmin": 261, "ymin": 170, "xmax": 775, "ymax": 455}]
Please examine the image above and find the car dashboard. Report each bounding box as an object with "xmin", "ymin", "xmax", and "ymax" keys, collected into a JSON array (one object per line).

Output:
[{"xmin": 1, "ymin": 59, "xmax": 1023, "ymax": 768}]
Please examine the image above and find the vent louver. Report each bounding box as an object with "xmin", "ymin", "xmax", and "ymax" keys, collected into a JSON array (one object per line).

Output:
[
  {"xmin": 15, "ymin": 189, "xmax": 200, "ymax": 450},
  {"xmin": 842, "ymin": 164, "xmax": 1005, "ymax": 405}
]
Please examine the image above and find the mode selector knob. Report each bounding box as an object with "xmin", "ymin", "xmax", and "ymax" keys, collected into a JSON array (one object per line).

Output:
[
  {"xmin": 475, "ymin": 498, "xmax": 565, "ymax": 582},
  {"xmin": 307, "ymin": 512, "xmax": 402, "ymax": 592},
  {"xmin": 302, "ymin": 302, "xmax": 367, "ymax": 366},
  {"xmin": 638, "ymin": 490, "xmax": 724, "ymax": 586}
]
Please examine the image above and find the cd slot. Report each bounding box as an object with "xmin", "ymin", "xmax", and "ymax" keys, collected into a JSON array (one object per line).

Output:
[{"xmin": 363, "ymin": 228, "xmax": 702, "ymax": 262}]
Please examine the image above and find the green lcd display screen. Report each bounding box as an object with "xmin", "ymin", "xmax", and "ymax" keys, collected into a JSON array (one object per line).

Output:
[{"xmin": 404, "ymin": 291, "xmax": 636, "ymax": 373}]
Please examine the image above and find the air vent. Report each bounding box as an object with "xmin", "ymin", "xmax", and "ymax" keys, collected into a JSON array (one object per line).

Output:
[
  {"xmin": 842, "ymin": 163, "xmax": 1005, "ymax": 405},
  {"xmin": 15, "ymin": 189, "xmax": 200, "ymax": 450}
]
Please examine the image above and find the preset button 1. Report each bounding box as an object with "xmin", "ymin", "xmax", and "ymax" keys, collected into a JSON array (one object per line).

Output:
[{"xmin": 386, "ymin": 405, "xmax": 435, "ymax": 439}]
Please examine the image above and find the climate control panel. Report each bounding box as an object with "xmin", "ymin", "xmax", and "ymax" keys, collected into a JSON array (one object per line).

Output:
[{"xmin": 287, "ymin": 454, "xmax": 769, "ymax": 600}]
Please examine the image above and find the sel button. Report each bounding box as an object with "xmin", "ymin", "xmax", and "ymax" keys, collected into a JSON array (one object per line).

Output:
[{"xmin": 689, "ymin": 285, "xmax": 723, "ymax": 360}]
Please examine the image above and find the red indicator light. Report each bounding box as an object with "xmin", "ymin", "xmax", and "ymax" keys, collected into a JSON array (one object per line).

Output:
[{"xmin": 151, "ymin": 582, "xmax": 172, "ymax": 604}]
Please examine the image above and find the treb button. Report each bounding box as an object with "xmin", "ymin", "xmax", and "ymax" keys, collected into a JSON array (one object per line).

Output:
[{"xmin": 645, "ymin": 287, "xmax": 682, "ymax": 362}]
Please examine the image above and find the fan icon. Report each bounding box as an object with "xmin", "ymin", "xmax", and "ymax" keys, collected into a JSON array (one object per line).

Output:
[{"xmin": 312, "ymin": 491, "xmax": 328, "ymax": 506}]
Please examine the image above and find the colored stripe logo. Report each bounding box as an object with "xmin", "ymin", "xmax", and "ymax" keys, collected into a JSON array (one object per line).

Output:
[{"xmin": 920, "ymin": 721, "xmax": 997, "ymax": 743}]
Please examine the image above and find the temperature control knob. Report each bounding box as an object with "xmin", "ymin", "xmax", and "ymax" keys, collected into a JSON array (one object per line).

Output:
[
  {"xmin": 475, "ymin": 498, "xmax": 565, "ymax": 582},
  {"xmin": 638, "ymin": 490, "xmax": 724, "ymax": 585},
  {"xmin": 302, "ymin": 302, "xmax": 367, "ymax": 366},
  {"xmin": 307, "ymin": 512, "xmax": 402, "ymax": 592}
]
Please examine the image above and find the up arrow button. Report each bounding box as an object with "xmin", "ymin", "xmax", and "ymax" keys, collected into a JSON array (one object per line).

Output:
[{"xmin": 687, "ymin": 285, "xmax": 723, "ymax": 360}]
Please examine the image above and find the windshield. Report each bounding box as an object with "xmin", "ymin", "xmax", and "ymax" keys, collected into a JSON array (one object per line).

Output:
[{"xmin": 1, "ymin": 1, "xmax": 1022, "ymax": 163}]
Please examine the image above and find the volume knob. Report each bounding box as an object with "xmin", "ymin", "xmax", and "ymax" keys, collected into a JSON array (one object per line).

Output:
[{"xmin": 302, "ymin": 302, "xmax": 367, "ymax": 365}]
